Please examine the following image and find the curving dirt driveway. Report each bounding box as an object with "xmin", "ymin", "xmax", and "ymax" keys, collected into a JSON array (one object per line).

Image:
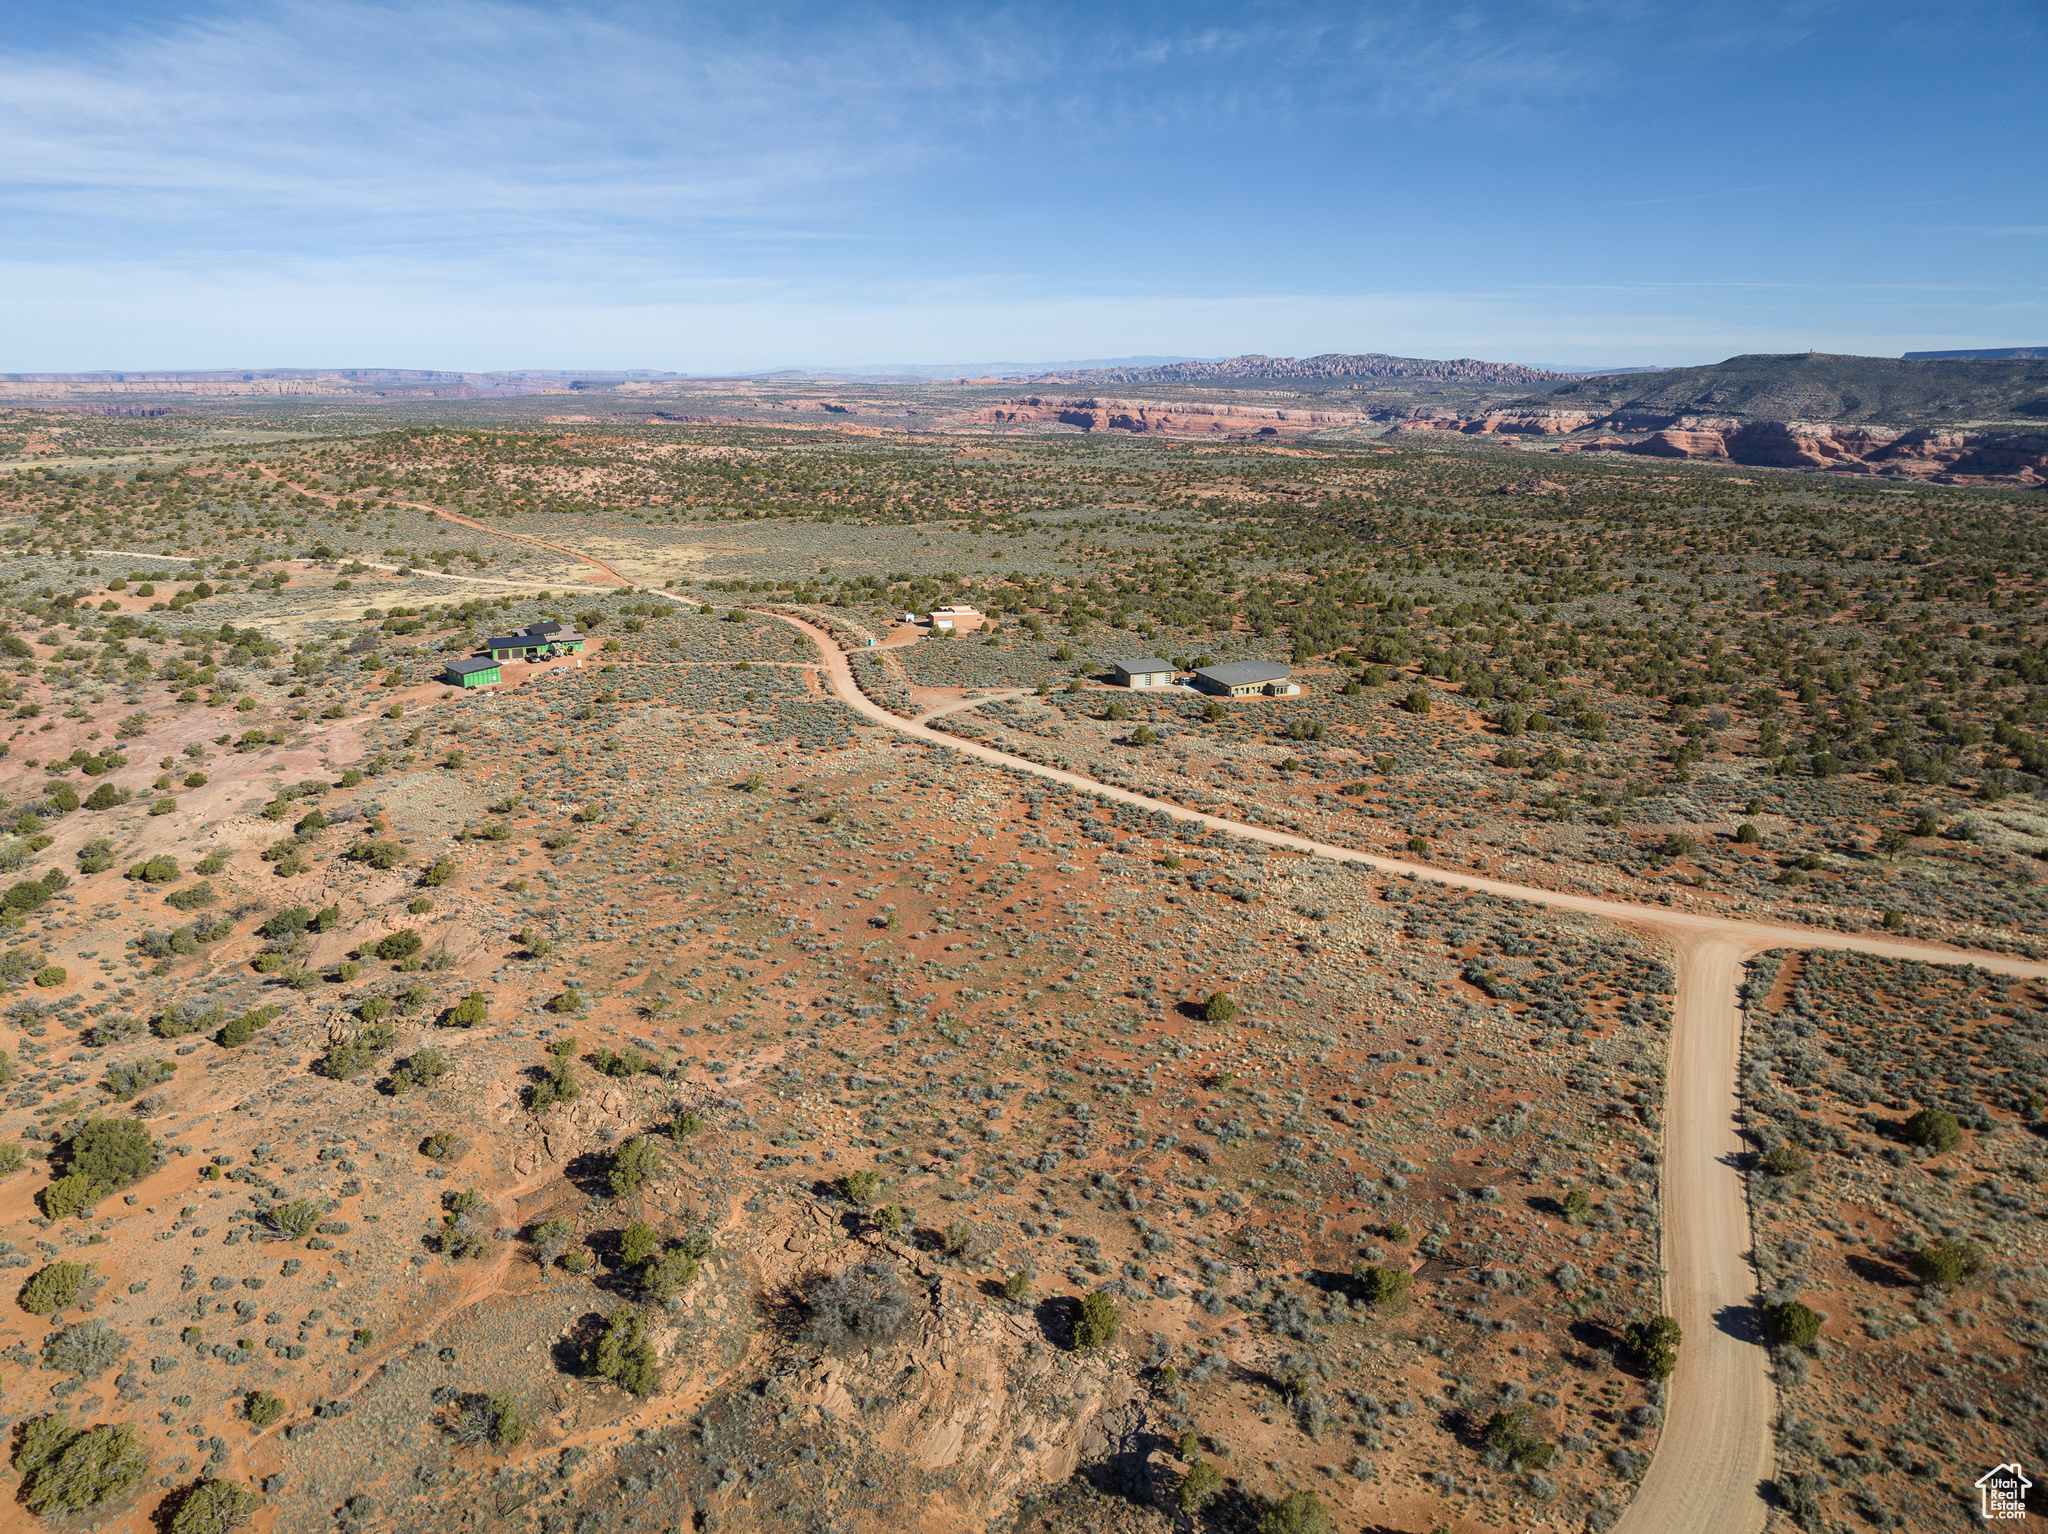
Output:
[{"xmin": 745, "ymin": 606, "xmax": 2046, "ymax": 1534}]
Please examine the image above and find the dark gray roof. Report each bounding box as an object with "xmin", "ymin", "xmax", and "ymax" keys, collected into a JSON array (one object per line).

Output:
[
  {"xmin": 445, "ymin": 658, "xmax": 501, "ymax": 675},
  {"xmin": 488, "ymin": 621, "xmax": 576, "ymax": 646},
  {"xmin": 1194, "ymin": 660, "xmax": 1291, "ymax": 687},
  {"xmin": 1114, "ymin": 658, "xmax": 1174, "ymax": 674}
]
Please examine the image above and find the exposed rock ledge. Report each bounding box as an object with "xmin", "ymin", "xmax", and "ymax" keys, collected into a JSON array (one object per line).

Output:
[
  {"xmin": 1565, "ymin": 421, "xmax": 2048, "ymax": 486},
  {"xmin": 1387, "ymin": 407, "xmax": 2044, "ymax": 486},
  {"xmin": 976, "ymin": 396, "xmax": 1365, "ymax": 436}
]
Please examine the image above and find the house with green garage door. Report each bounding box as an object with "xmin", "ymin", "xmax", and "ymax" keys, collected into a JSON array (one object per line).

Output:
[
  {"xmin": 484, "ymin": 620, "xmax": 586, "ymax": 663},
  {"xmin": 443, "ymin": 658, "xmax": 502, "ymax": 688}
]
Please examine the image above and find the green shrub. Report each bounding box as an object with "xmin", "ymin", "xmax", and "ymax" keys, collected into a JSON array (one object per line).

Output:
[
  {"xmin": 1201, "ymin": 990, "xmax": 1236, "ymax": 1023},
  {"xmin": 245, "ymin": 1390, "xmax": 285, "ymax": 1427},
  {"xmin": 40, "ymin": 1173, "xmax": 99, "ymax": 1219},
  {"xmin": 125, "ymin": 854, "xmax": 180, "ymax": 884},
  {"xmin": 1562, "ymin": 1188, "xmax": 1593, "ymax": 1220},
  {"xmin": 1073, "ymin": 1289, "xmax": 1120, "ymax": 1350},
  {"xmin": 608, "ymin": 1135, "xmax": 662, "ymax": 1196},
  {"xmin": 103, "ymin": 1055, "xmax": 175, "ymax": 1101},
  {"xmin": 1624, "ymin": 1314, "xmax": 1682, "ymax": 1380},
  {"xmin": 1353, "ymin": 1263, "xmax": 1412, "ymax": 1306},
  {"xmin": 620, "ymin": 1221, "xmax": 661, "ymax": 1267},
  {"xmin": 453, "ymin": 1391, "xmax": 525, "ymax": 1450},
  {"xmin": 164, "ymin": 881, "xmax": 216, "ymax": 911},
  {"xmin": 1003, "ymin": 1271, "xmax": 1031, "ymax": 1304},
  {"xmin": 448, "ymin": 990, "xmax": 487, "ymax": 1027},
  {"xmin": 528, "ymin": 1058, "xmax": 581, "ymax": 1109},
  {"xmin": 1177, "ymin": 1460, "xmax": 1222, "ymax": 1514},
  {"xmin": 643, "ymin": 1248, "xmax": 700, "ymax": 1303},
  {"xmin": 260, "ymin": 906, "xmax": 312, "ymax": 940},
  {"xmin": 1903, "ymin": 1107, "xmax": 1962, "ymax": 1152},
  {"xmin": 218, "ymin": 1006, "xmax": 279, "ymax": 1049},
  {"xmin": 32, "ymin": 964, "xmax": 67, "ymax": 988},
  {"xmin": 387, "ymin": 1047, "xmax": 450, "ymax": 1094},
  {"xmin": 1258, "ymin": 1488, "xmax": 1333, "ymax": 1534},
  {"xmin": 439, "ymin": 1187, "xmax": 495, "ymax": 1260},
  {"xmin": 3, "ymin": 877, "xmax": 53, "ymax": 911},
  {"xmin": 45, "ymin": 1119, "xmax": 155, "ymax": 1218},
  {"xmin": 42, "ymin": 1318, "xmax": 130, "ymax": 1378},
  {"xmin": 169, "ymin": 1476, "xmax": 260, "ymax": 1533},
  {"xmin": 843, "ymin": 1169, "xmax": 884, "ymax": 1206},
  {"xmin": 263, "ymin": 1200, "xmax": 323, "ymax": 1242},
  {"xmin": 1911, "ymin": 1237, "xmax": 1985, "ymax": 1290},
  {"xmin": 585, "ymin": 1307, "xmax": 659, "ymax": 1396},
  {"xmin": 1480, "ymin": 1404, "xmax": 1555, "ymax": 1469},
  {"xmin": 0, "ymin": 1142, "xmax": 24, "ymax": 1176},
  {"xmin": 1762, "ymin": 1143, "xmax": 1812, "ymax": 1178},
  {"xmin": 374, "ymin": 929, "xmax": 423, "ymax": 961},
  {"xmin": 13, "ymin": 1415, "xmax": 150, "ymax": 1514},
  {"xmin": 19, "ymin": 1261, "xmax": 99, "ymax": 1315},
  {"xmin": 316, "ymin": 1023, "xmax": 394, "ymax": 1080},
  {"xmin": 592, "ymin": 1046, "xmax": 650, "ymax": 1077},
  {"xmin": 349, "ymin": 839, "xmax": 406, "ymax": 869},
  {"xmin": 419, "ymin": 856, "xmax": 454, "ymax": 887},
  {"xmin": 1763, "ymin": 1299, "xmax": 1823, "ymax": 1348},
  {"xmin": 422, "ymin": 1130, "xmax": 469, "ymax": 1162},
  {"xmin": 670, "ymin": 1109, "xmax": 703, "ymax": 1140},
  {"xmin": 530, "ymin": 1217, "xmax": 573, "ymax": 1267},
  {"xmin": 157, "ymin": 1000, "xmax": 226, "ymax": 1038}
]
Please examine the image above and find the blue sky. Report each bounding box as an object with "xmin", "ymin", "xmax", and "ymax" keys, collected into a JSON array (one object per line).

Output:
[{"xmin": 2, "ymin": 0, "xmax": 2041, "ymax": 372}]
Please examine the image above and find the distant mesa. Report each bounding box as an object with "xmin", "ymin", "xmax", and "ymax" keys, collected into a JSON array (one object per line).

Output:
[
  {"xmin": 1034, "ymin": 352, "xmax": 1577, "ymax": 387},
  {"xmin": 1540, "ymin": 351, "xmax": 2048, "ymax": 425},
  {"xmin": 1903, "ymin": 347, "xmax": 2047, "ymax": 360},
  {"xmin": 976, "ymin": 396, "xmax": 1364, "ymax": 437},
  {"xmin": 1371, "ymin": 352, "xmax": 2048, "ymax": 486}
]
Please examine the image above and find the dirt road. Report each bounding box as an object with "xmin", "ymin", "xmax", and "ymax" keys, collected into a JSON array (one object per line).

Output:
[{"xmin": 747, "ymin": 605, "xmax": 2046, "ymax": 1534}]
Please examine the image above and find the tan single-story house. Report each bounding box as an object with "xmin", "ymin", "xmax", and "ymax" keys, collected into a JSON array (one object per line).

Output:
[
  {"xmin": 1113, "ymin": 658, "xmax": 1175, "ymax": 688},
  {"xmin": 927, "ymin": 605, "xmax": 985, "ymax": 632},
  {"xmin": 1192, "ymin": 660, "xmax": 1298, "ymax": 697}
]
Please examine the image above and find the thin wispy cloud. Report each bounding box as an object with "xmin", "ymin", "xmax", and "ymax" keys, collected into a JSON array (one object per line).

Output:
[{"xmin": 0, "ymin": 0, "xmax": 2037, "ymax": 369}]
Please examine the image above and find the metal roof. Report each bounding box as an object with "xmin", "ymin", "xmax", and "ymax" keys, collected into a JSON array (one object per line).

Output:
[
  {"xmin": 445, "ymin": 658, "xmax": 502, "ymax": 675},
  {"xmin": 1113, "ymin": 658, "xmax": 1175, "ymax": 674},
  {"xmin": 1193, "ymin": 660, "xmax": 1291, "ymax": 686}
]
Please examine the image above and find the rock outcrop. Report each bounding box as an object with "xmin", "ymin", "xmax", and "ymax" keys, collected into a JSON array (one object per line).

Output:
[
  {"xmin": 1385, "ymin": 407, "xmax": 1599, "ymax": 435},
  {"xmin": 1570, "ymin": 421, "xmax": 2048, "ymax": 486},
  {"xmin": 976, "ymin": 396, "xmax": 1365, "ymax": 436}
]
